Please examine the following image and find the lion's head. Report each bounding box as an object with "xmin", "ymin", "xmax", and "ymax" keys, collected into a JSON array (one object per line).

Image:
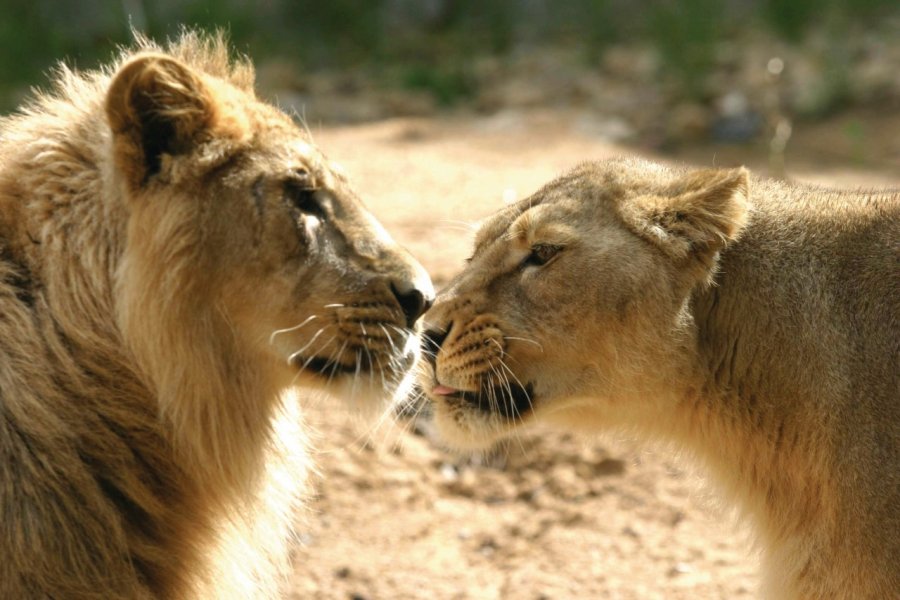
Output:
[
  {"xmin": 0, "ymin": 33, "xmax": 436, "ymax": 597},
  {"xmin": 102, "ymin": 39, "xmax": 432, "ymax": 468},
  {"xmin": 419, "ymin": 158, "xmax": 748, "ymax": 449}
]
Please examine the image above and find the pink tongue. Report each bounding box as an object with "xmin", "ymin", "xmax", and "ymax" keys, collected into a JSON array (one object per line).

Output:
[{"xmin": 432, "ymin": 385, "xmax": 459, "ymax": 396}]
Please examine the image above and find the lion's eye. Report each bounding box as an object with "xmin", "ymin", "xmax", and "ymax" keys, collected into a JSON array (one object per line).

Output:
[
  {"xmin": 285, "ymin": 180, "xmax": 324, "ymax": 218},
  {"xmin": 522, "ymin": 244, "xmax": 562, "ymax": 268}
]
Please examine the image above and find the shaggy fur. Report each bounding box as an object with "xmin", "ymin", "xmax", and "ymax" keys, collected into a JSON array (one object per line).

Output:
[
  {"xmin": 420, "ymin": 158, "xmax": 899, "ymax": 598},
  {"xmin": 0, "ymin": 32, "xmax": 431, "ymax": 598}
]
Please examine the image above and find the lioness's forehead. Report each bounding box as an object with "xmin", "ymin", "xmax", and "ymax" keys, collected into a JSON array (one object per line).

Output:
[
  {"xmin": 470, "ymin": 158, "xmax": 678, "ymax": 254},
  {"xmin": 472, "ymin": 200, "xmax": 582, "ymax": 259},
  {"xmin": 473, "ymin": 204, "xmax": 524, "ymax": 252}
]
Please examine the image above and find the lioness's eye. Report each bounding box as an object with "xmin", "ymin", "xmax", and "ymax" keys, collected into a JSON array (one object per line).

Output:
[{"xmin": 522, "ymin": 244, "xmax": 562, "ymax": 268}]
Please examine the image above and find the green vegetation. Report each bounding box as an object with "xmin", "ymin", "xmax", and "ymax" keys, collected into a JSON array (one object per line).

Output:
[
  {"xmin": 647, "ymin": 0, "xmax": 724, "ymax": 99},
  {"xmin": 0, "ymin": 0, "xmax": 897, "ymax": 112}
]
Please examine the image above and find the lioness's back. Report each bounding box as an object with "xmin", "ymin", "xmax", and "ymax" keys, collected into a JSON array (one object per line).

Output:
[
  {"xmin": 697, "ymin": 179, "xmax": 899, "ymax": 584},
  {"xmin": 704, "ymin": 178, "xmax": 899, "ymax": 411}
]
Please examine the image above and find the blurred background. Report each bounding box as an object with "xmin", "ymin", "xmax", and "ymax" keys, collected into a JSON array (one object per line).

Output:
[
  {"xmin": 3, "ymin": 3, "xmax": 897, "ymax": 598},
  {"xmin": 2, "ymin": 0, "xmax": 899, "ymax": 172}
]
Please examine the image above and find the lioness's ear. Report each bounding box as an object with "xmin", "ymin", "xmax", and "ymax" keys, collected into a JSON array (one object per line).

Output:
[
  {"xmin": 620, "ymin": 167, "xmax": 750, "ymax": 264},
  {"xmin": 105, "ymin": 54, "xmax": 215, "ymax": 188}
]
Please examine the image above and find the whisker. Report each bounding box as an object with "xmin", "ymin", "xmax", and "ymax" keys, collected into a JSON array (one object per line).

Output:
[
  {"xmin": 350, "ymin": 348, "xmax": 361, "ymax": 399},
  {"xmin": 380, "ymin": 324, "xmax": 398, "ymax": 356},
  {"xmin": 437, "ymin": 219, "xmax": 478, "ymax": 233},
  {"xmin": 269, "ymin": 314, "xmax": 318, "ymax": 345},
  {"xmin": 326, "ymin": 340, "xmax": 348, "ymax": 388},
  {"xmin": 363, "ymin": 344, "xmax": 375, "ymax": 389},
  {"xmin": 495, "ymin": 356, "xmax": 527, "ymax": 397},
  {"xmin": 286, "ymin": 326, "xmax": 329, "ymax": 365},
  {"xmin": 365, "ymin": 369, "xmax": 396, "ymax": 442},
  {"xmin": 503, "ymin": 336, "xmax": 544, "ymax": 352},
  {"xmin": 492, "ymin": 360, "xmax": 528, "ymax": 454},
  {"xmin": 488, "ymin": 361, "xmax": 512, "ymax": 422},
  {"xmin": 497, "ymin": 357, "xmax": 533, "ymax": 413},
  {"xmin": 299, "ymin": 334, "xmax": 338, "ymax": 371}
]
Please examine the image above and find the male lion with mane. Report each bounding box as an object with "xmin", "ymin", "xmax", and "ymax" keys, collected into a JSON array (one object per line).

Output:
[
  {"xmin": 419, "ymin": 158, "xmax": 898, "ymax": 598},
  {"xmin": 0, "ymin": 32, "xmax": 432, "ymax": 598}
]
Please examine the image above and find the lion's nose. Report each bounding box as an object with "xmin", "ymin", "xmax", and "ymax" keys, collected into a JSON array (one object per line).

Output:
[
  {"xmin": 386, "ymin": 252, "xmax": 434, "ymax": 328},
  {"xmin": 421, "ymin": 327, "xmax": 448, "ymax": 367},
  {"xmin": 391, "ymin": 282, "xmax": 434, "ymax": 328}
]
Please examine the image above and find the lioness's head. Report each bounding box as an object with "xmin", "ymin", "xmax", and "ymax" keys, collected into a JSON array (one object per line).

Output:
[
  {"xmin": 420, "ymin": 158, "xmax": 748, "ymax": 449},
  {"xmin": 106, "ymin": 38, "xmax": 432, "ymax": 433}
]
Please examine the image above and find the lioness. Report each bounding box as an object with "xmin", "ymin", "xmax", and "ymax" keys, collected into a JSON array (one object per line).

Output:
[
  {"xmin": 419, "ymin": 158, "xmax": 898, "ymax": 598},
  {"xmin": 0, "ymin": 33, "xmax": 432, "ymax": 598}
]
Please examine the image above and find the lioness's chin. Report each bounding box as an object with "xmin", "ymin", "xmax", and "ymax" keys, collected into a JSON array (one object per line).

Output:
[{"xmin": 429, "ymin": 397, "xmax": 535, "ymax": 451}]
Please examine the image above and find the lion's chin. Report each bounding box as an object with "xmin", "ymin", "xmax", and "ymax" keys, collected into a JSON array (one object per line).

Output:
[{"xmin": 288, "ymin": 345, "xmax": 422, "ymax": 421}]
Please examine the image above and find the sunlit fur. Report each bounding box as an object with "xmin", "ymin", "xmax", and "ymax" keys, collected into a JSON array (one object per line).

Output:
[
  {"xmin": 420, "ymin": 158, "xmax": 899, "ymax": 599},
  {"xmin": 0, "ymin": 31, "xmax": 429, "ymax": 598}
]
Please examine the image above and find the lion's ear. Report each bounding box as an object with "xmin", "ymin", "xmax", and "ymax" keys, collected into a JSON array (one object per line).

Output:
[
  {"xmin": 620, "ymin": 167, "xmax": 750, "ymax": 264},
  {"xmin": 105, "ymin": 54, "xmax": 215, "ymax": 189}
]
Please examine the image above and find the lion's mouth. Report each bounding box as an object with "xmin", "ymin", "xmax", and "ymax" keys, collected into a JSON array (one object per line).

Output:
[
  {"xmin": 432, "ymin": 381, "xmax": 535, "ymax": 420},
  {"xmin": 292, "ymin": 348, "xmax": 416, "ymax": 378},
  {"xmin": 293, "ymin": 355, "xmax": 362, "ymax": 376}
]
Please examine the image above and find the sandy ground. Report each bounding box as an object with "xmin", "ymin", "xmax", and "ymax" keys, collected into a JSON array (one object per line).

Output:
[{"xmin": 284, "ymin": 111, "xmax": 899, "ymax": 599}]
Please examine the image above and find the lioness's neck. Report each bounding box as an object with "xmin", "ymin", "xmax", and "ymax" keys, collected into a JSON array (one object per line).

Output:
[
  {"xmin": 671, "ymin": 377, "xmax": 830, "ymax": 534},
  {"xmin": 668, "ymin": 214, "xmax": 841, "ymax": 553}
]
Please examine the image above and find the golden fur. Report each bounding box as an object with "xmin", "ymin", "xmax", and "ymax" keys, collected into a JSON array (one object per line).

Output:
[
  {"xmin": 419, "ymin": 158, "xmax": 899, "ymax": 598},
  {"xmin": 0, "ymin": 32, "xmax": 432, "ymax": 598}
]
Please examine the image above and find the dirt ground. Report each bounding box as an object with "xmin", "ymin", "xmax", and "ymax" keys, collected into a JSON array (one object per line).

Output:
[{"xmin": 284, "ymin": 110, "xmax": 899, "ymax": 599}]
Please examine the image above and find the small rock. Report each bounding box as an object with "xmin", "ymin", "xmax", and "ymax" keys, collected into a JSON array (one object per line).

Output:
[
  {"xmin": 478, "ymin": 537, "xmax": 498, "ymax": 557},
  {"xmin": 439, "ymin": 462, "xmax": 458, "ymax": 482},
  {"xmin": 334, "ymin": 566, "xmax": 351, "ymax": 579},
  {"xmin": 667, "ymin": 562, "xmax": 695, "ymax": 577},
  {"xmin": 594, "ymin": 458, "xmax": 626, "ymax": 476}
]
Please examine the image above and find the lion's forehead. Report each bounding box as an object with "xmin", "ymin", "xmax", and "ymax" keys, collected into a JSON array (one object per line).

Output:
[
  {"xmin": 281, "ymin": 139, "xmax": 330, "ymax": 178},
  {"xmin": 242, "ymin": 134, "xmax": 344, "ymax": 189}
]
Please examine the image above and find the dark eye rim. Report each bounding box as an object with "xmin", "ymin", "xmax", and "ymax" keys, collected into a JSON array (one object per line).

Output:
[
  {"xmin": 284, "ymin": 179, "xmax": 325, "ymax": 218},
  {"xmin": 521, "ymin": 243, "xmax": 563, "ymax": 268}
]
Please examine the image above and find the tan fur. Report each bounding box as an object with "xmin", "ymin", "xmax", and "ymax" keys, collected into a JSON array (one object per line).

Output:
[
  {"xmin": 420, "ymin": 157, "xmax": 899, "ymax": 598},
  {"xmin": 0, "ymin": 32, "xmax": 432, "ymax": 599}
]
